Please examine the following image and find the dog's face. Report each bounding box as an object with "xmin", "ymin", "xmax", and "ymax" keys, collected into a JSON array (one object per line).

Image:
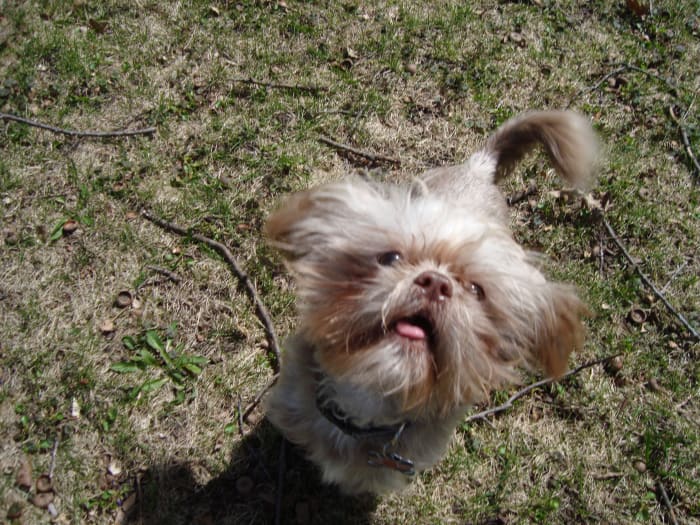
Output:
[{"xmin": 267, "ymin": 177, "xmax": 586, "ymax": 417}]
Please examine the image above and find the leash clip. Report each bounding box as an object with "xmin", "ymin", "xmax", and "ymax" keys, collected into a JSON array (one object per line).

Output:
[{"xmin": 367, "ymin": 422, "xmax": 415, "ymax": 476}]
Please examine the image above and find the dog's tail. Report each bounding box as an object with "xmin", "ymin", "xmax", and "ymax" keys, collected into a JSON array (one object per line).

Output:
[{"xmin": 485, "ymin": 111, "xmax": 598, "ymax": 189}]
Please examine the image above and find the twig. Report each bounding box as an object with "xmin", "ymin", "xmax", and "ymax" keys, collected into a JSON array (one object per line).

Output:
[
  {"xmin": 464, "ymin": 354, "xmax": 619, "ymax": 423},
  {"xmin": 232, "ymin": 78, "xmax": 326, "ymax": 95},
  {"xmin": 660, "ymin": 261, "xmax": 688, "ymax": 294},
  {"xmin": 319, "ymin": 135, "xmax": 401, "ymax": 165},
  {"xmin": 506, "ymin": 184, "xmax": 537, "ymax": 206},
  {"xmin": 243, "ymin": 373, "xmax": 279, "ymax": 422},
  {"xmin": 567, "ymin": 66, "xmax": 629, "ymax": 107},
  {"xmin": 603, "ymin": 218, "xmax": 700, "ymax": 340},
  {"xmin": 141, "ymin": 210, "xmax": 282, "ymax": 372},
  {"xmin": 48, "ymin": 437, "xmax": 60, "ymax": 479},
  {"xmin": 274, "ymin": 439, "xmax": 286, "ymax": 525},
  {"xmin": 668, "ymin": 105, "xmax": 700, "ymax": 179},
  {"xmin": 656, "ymin": 481, "xmax": 679, "ymax": 525},
  {"xmin": 0, "ymin": 112, "xmax": 156, "ymax": 138},
  {"xmin": 569, "ymin": 63, "xmax": 686, "ymax": 108},
  {"xmin": 145, "ymin": 265, "xmax": 181, "ymax": 283}
]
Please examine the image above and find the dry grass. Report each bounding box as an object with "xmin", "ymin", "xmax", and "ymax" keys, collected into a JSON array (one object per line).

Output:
[{"xmin": 1, "ymin": 1, "xmax": 699, "ymax": 524}]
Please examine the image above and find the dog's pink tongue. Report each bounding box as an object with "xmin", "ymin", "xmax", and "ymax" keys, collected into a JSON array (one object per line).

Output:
[{"xmin": 395, "ymin": 320, "xmax": 426, "ymax": 340}]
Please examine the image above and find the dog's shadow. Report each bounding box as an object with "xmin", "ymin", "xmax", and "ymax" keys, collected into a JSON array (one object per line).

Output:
[{"xmin": 125, "ymin": 419, "xmax": 378, "ymax": 525}]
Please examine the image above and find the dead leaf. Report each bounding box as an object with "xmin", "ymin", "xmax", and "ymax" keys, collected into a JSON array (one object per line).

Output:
[
  {"xmin": 88, "ymin": 19, "xmax": 108, "ymax": 33},
  {"xmin": 345, "ymin": 47, "xmax": 358, "ymax": 59},
  {"xmin": 626, "ymin": 0, "xmax": 650, "ymax": 17},
  {"xmin": 99, "ymin": 319, "xmax": 115, "ymax": 334},
  {"xmin": 107, "ymin": 460, "xmax": 122, "ymax": 476},
  {"xmin": 62, "ymin": 219, "xmax": 78, "ymax": 235},
  {"xmin": 16, "ymin": 457, "xmax": 32, "ymax": 490},
  {"xmin": 209, "ymin": 6, "xmax": 220, "ymax": 16},
  {"xmin": 583, "ymin": 193, "xmax": 603, "ymax": 211}
]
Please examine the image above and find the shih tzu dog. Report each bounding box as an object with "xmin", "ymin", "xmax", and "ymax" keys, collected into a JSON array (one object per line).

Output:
[{"xmin": 264, "ymin": 111, "xmax": 597, "ymax": 494}]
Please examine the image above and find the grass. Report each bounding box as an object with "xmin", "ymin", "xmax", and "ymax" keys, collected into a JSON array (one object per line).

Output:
[{"xmin": 1, "ymin": 0, "xmax": 699, "ymax": 523}]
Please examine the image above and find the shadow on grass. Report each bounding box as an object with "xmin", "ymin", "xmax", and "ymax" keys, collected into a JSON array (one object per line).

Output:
[{"xmin": 125, "ymin": 419, "xmax": 378, "ymax": 525}]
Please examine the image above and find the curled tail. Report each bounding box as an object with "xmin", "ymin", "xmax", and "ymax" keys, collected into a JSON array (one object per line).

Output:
[{"xmin": 485, "ymin": 111, "xmax": 598, "ymax": 189}]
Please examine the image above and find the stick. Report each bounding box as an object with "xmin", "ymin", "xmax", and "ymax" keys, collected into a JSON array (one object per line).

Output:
[
  {"xmin": 145, "ymin": 265, "xmax": 181, "ymax": 283},
  {"xmin": 233, "ymin": 78, "xmax": 326, "ymax": 95},
  {"xmin": 568, "ymin": 63, "xmax": 685, "ymax": 108},
  {"xmin": 141, "ymin": 210, "xmax": 282, "ymax": 372},
  {"xmin": 48, "ymin": 437, "xmax": 60, "ymax": 479},
  {"xmin": 603, "ymin": 218, "xmax": 700, "ymax": 340},
  {"xmin": 0, "ymin": 113, "xmax": 156, "ymax": 138},
  {"xmin": 319, "ymin": 135, "xmax": 401, "ymax": 165},
  {"xmin": 657, "ymin": 481, "xmax": 679, "ymax": 525},
  {"xmin": 506, "ymin": 184, "xmax": 537, "ymax": 206},
  {"xmin": 464, "ymin": 354, "xmax": 619, "ymax": 423},
  {"xmin": 243, "ymin": 373, "xmax": 279, "ymax": 422},
  {"xmin": 567, "ymin": 66, "xmax": 629, "ymax": 107},
  {"xmin": 274, "ymin": 439, "xmax": 286, "ymax": 525},
  {"xmin": 668, "ymin": 105, "xmax": 700, "ymax": 178}
]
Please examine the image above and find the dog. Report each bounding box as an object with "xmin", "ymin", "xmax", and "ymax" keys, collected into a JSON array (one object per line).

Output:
[{"xmin": 264, "ymin": 111, "xmax": 597, "ymax": 494}]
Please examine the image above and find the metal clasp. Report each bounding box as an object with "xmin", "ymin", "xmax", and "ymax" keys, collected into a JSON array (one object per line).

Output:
[{"xmin": 367, "ymin": 422, "xmax": 415, "ymax": 476}]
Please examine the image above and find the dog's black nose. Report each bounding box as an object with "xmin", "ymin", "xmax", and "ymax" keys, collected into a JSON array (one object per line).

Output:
[{"xmin": 414, "ymin": 271, "xmax": 452, "ymax": 301}]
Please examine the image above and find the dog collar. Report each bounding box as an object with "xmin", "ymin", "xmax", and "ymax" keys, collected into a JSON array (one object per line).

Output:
[
  {"xmin": 315, "ymin": 388, "xmax": 409, "ymax": 440},
  {"xmin": 314, "ymin": 381, "xmax": 415, "ymax": 476}
]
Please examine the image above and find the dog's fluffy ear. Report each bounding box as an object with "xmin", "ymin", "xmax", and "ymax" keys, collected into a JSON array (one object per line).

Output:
[
  {"xmin": 529, "ymin": 284, "xmax": 588, "ymax": 377},
  {"xmin": 265, "ymin": 189, "xmax": 316, "ymax": 260}
]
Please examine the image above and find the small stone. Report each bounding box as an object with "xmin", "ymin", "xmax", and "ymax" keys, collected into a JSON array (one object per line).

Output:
[
  {"xmin": 405, "ymin": 63, "xmax": 417, "ymax": 75},
  {"xmin": 634, "ymin": 460, "xmax": 647, "ymax": 473}
]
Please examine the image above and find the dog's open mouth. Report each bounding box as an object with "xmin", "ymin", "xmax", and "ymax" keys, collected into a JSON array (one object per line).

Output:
[{"xmin": 393, "ymin": 313, "xmax": 435, "ymax": 343}]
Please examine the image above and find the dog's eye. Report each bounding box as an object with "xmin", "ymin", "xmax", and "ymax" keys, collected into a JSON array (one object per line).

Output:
[
  {"xmin": 469, "ymin": 282, "xmax": 485, "ymax": 300},
  {"xmin": 377, "ymin": 251, "xmax": 402, "ymax": 266}
]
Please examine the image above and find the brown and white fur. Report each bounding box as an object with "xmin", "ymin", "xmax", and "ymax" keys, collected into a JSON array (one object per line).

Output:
[{"xmin": 264, "ymin": 111, "xmax": 597, "ymax": 494}]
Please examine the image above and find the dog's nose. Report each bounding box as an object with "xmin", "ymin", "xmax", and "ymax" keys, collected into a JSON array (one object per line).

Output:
[{"xmin": 414, "ymin": 271, "xmax": 452, "ymax": 301}]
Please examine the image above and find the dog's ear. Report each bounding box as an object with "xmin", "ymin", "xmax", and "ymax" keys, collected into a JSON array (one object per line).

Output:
[
  {"xmin": 265, "ymin": 189, "xmax": 317, "ymax": 260},
  {"xmin": 530, "ymin": 284, "xmax": 588, "ymax": 377}
]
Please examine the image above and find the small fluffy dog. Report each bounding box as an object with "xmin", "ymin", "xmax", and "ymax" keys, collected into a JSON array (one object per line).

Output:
[{"xmin": 265, "ymin": 111, "xmax": 597, "ymax": 494}]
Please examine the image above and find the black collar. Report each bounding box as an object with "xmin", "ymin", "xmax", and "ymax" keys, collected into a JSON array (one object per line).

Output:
[{"xmin": 314, "ymin": 382, "xmax": 411, "ymax": 441}]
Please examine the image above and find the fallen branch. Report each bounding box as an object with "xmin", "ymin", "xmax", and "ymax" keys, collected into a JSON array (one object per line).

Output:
[
  {"xmin": 657, "ymin": 480, "xmax": 679, "ymax": 525},
  {"xmin": 141, "ymin": 210, "xmax": 282, "ymax": 372},
  {"xmin": 145, "ymin": 265, "xmax": 181, "ymax": 284},
  {"xmin": 464, "ymin": 354, "xmax": 619, "ymax": 423},
  {"xmin": 233, "ymin": 78, "xmax": 326, "ymax": 95},
  {"xmin": 668, "ymin": 105, "xmax": 700, "ymax": 179},
  {"xmin": 603, "ymin": 218, "xmax": 699, "ymax": 340},
  {"xmin": 319, "ymin": 135, "xmax": 401, "ymax": 165},
  {"xmin": 0, "ymin": 112, "xmax": 156, "ymax": 138}
]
